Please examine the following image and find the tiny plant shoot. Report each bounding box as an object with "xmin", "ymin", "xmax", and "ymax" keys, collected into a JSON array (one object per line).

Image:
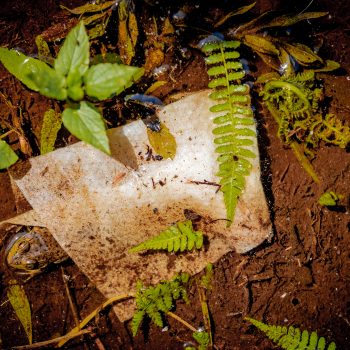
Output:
[{"xmin": 0, "ymin": 21, "xmax": 144, "ymax": 168}]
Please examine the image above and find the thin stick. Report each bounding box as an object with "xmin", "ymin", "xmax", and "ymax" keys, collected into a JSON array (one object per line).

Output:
[
  {"xmin": 61, "ymin": 267, "xmax": 80, "ymax": 328},
  {"xmin": 0, "ymin": 129, "xmax": 16, "ymax": 140},
  {"xmin": 12, "ymin": 329, "xmax": 91, "ymax": 350},
  {"xmin": 57, "ymin": 294, "xmax": 133, "ymax": 347},
  {"xmin": 166, "ymin": 311, "xmax": 197, "ymax": 332}
]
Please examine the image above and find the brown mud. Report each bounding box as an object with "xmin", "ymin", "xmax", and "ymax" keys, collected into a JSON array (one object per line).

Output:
[{"xmin": 0, "ymin": 0, "xmax": 349, "ymax": 349}]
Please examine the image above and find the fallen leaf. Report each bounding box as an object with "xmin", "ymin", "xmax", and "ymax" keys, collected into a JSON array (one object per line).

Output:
[{"xmin": 7, "ymin": 279, "xmax": 32, "ymax": 344}]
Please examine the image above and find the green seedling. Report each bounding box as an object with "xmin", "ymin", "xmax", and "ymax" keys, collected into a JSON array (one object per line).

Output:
[{"xmin": 0, "ymin": 21, "xmax": 144, "ymax": 168}]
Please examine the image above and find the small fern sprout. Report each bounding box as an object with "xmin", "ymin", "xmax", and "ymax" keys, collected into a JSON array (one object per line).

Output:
[
  {"xmin": 131, "ymin": 273, "xmax": 190, "ymax": 336},
  {"xmin": 245, "ymin": 317, "xmax": 337, "ymax": 350},
  {"xmin": 129, "ymin": 220, "xmax": 203, "ymax": 253}
]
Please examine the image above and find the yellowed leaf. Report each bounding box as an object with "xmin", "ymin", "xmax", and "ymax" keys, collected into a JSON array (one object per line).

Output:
[
  {"xmin": 35, "ymin": 35, "xmax": 53, "ymax": 64},
  {"xmin": 145, "ymin": 81, "xmax": 167, "ymax": 94},
  {"xmin": 128, "ymin": 12, "xmax": 139, "ymax": 47},
  {"xmin": 60, "ymin": 0, "xmax": 115, "ymax": 15},
  {"xmin": 311, "ymin": 60, "xmax": 340, "ymax": 72},
  {"xmin": 7, "ymin": 279, "xmax": 32, "ymax": 344},
  {"xmin": 40, "ymin": 109, "xmax": 62, "ymax": 155},
  {"xmin": 118, "ymin": 0, "xmax": 136, "ymax": 65},
  {"xmin": 278, "ymin": 47, "xmax": 293, "ymax": 76},
  {"xmin": 162, "ymin": 17, "xmax": 175, "ymax": 35},
  {"xmin": 214, "ymin": 2, "xmax": 256, "ymax": 28},
  {"xmin": 144, "ymin": 47, "xmax": 165, "ymax": 75},
  {"xmin": 243, "ymin": 34, "xmax": 279, "ymax": 55},
  {"xmin": 283, "ymin": 42, "xmax": 323, "ymax": 66},
  {"xmin": 147, "ymin": 122, "xmax": 177, "ymax": 159}
]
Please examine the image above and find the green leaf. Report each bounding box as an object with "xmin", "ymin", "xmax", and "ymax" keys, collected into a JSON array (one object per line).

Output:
[
  {"xmin": 84, "ymin": 63, "xmax": 144, "ymax": 100},
  {"xmin": 54, "ymin": 21, "xmax": 89, "ymax": 78},
  {"xmin": 147, "ymin": 122, "xmax": 177, "ymax": 160},
  {"xmin": 28, "ymin": 65, "xmax": 67, "ymax": 100},
  {"xmin": 0, "ymin": 48, "xmax": 65, "ymax": 97},
  {"xmin": 40, "ymin": 109, "xmax": 62, "ymax": 154},
  {"xmin": 62, "ymin": 101, "xmax": 110, "ymax": 154},
  {"xmin": 7, "ymin": 279, "xmax": 32, "ymax": 344},
  {"xmin": 0, "ymin": 139, "xmax": 18, "ymax": 169}
]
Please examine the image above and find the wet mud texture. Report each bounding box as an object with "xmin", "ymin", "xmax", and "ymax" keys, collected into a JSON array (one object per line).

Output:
[{"xmin": 0, "ymin": 0, "xmax": 350, "ymax": 349}]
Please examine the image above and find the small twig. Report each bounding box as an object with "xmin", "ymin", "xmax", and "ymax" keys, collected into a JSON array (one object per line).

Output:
[
  {"xmin": 11, "ymin": 329, "xmax": 91, "ymax": 349},
  {"xmin": 61, "ymin": 267, "xmax": 80, "ymax": 329},
  {"xmin": 0, "ymin": 129, "xmax": 16, "ymax": 140},
  {"xmin": 188, "ymin": 179, "xmax": 221, "ymax": 193},
  {"xmin": 166, "ymin": 311, "xmax": 197, "ymax": 332},
  {"xmin": 57, "ymin": 294, "xmax": 134, "ymax": 347}
]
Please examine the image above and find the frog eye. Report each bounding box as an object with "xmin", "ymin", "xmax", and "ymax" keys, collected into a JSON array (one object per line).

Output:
[
  {"xmin": 17, "ymin": 240, "xmax": 30, "ymax": 254},
  {"xmin": 24, "ymin": 259, "xmax": 38, "ymax": 270}
]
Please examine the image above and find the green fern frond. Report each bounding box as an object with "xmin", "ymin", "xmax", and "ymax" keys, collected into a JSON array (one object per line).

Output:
[
  {"xmin": 245, "ymin": 317, "xmax": 337, "ymax": 350},
  {"xmin": 131, "ymin": 273, "xmax": 190, "ymax": 336},
  {"xmin": 129, "ymin": 220, "xmax": 203, "ymax": 253},
  {"xmin": 309, "ymin": 114, "xmax": 350, "ymax": 148},
  {"xmin": 203, "ymin": 40, "xmax": 256, "ymax": 226},
  {"xmin": 260, "ymin": 71, "xmax": 350, "ymax": 181}
]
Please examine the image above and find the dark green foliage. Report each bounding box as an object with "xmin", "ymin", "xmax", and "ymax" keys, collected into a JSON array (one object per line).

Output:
[
  {"xmin": 129, "ymin": 220, "xmax": 203, "ymax": 253},
  {"xmin": 131, "ymin": 273, "xmax": 190, "ymax": 336},
  {"xmin": 246, "ymin": 317, "xmax": 337, "ymax": 350},
  {"xmin": 203, "ymin": 40, "xmax": 256, "ymax": 226}
]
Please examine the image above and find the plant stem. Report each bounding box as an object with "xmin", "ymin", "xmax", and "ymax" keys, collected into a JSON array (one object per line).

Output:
[
  {"xmin": 57, "ymin": 293, "xmax": 134, "ymax": 347},
  {"xmin": 166, "ymin": 311, "xmax": 197, "ymax": 332},
  {"xmin": 266, "ymin": 101, "xmax": 320, "ymax": 184},
  {"xmin": 11, "ymin": 329, "xmax": 91, "ymax": 349},
  {"xmin": 0, "ymin": 129, "xmax": 16, "ymax": 140}
]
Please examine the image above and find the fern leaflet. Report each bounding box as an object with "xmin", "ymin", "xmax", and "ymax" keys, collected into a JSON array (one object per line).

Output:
[
  {"xmin": 246, "ymin": 317, "xmax": 337, "ymax": 350},
  {"xmin": 131, "ymin": 273, "xmax": 190, "ymax": 336},
  {"xmin": 203, "ymin": 40, "xmax": 256, "ymax": 226},
  {"xmin": 129, "ymin": 220, "xmax": 203, "ymax": 253}
]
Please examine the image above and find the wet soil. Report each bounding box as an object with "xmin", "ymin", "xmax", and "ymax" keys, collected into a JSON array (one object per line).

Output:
[{"xmin": 0, "ymin": 0, "xmax": 349, "ymax": 349}]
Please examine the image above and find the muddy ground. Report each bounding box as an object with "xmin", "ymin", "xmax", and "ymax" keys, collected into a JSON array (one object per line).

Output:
[{"xmin": 0, "ymin": 0, "xmax": 349, "ymax": 349}]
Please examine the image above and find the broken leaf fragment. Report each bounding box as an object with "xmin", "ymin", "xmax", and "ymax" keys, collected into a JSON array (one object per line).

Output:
[
  {"xmin": 318, "ymin": 191, "xmax": 343, "ymax": 206},
  {"xmin": 7, "ymin": 279, "xmax": 32, "ymax": 344},
  {"xmin": 117, "ymin": 0, "xmax": 138, "ymax": 65},
  {"xmin": 40, "ymin": 109, "xmax": 62, "ymax": 155},
  {"xmin": 147, "ymin": 122, "xmax": 177, "ymax": 159},
  {"xmin": 0, "ymin": 139, "xmax": 18, "ymax": 169}
]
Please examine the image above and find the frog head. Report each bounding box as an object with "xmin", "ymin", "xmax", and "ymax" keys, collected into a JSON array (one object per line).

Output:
[{"xmin": 5, "ymin": 230, "xmax": 50, "ymax": 275}]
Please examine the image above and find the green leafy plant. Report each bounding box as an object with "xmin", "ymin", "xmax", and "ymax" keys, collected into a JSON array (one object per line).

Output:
[
  {"xmin": 202, "ymin": 41, "xmax": 256, "ymax": 226},
  {"xmin": 246, "ymin": 317, "xmax": 337, "ymax": 350},
  {"xmin": 131, "ymin": 273, "xmax": 190, "ymax": 336},
  {"xmin": 0, "ymin": 21, "xmax": 143, "ymax": 165},
  {"xmin": 129, "ymin": 220, "xmax": 203, "ymax": 253},
  {"xmin": 259, "ymin": 71, "xmax": 350, "ymax": 182}
]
